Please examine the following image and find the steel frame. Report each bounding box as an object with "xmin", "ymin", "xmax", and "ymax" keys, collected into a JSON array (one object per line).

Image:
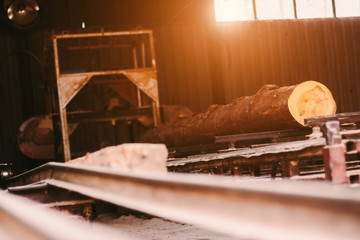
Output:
[{"xmin": 52, "ymin": 30, "xmax": 161, "ymax": 161}]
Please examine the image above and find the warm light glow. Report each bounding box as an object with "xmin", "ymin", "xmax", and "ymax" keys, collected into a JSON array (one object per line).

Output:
[
  {"xmin": 256, "ymin": 0, "xmax": 295, "ymax": 20},
  {"xmin": 296, "ymin": 0, "xmax": 333, "ymax": 19},
  {"xmin": 335, "ymin": 0, "xmax": 360, "ymax": 17},
  {"xmin": 214, "ymin": 0, "xmax": 360, "ymax": 22},
  {"xmin": 214, "ymin": 0, "xmax": 254, "ymax": 22}
]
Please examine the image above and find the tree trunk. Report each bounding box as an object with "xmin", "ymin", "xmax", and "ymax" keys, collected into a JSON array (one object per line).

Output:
[{"xmin": 139, "ymin": 81, "xmax": 336, "ymax": 147}]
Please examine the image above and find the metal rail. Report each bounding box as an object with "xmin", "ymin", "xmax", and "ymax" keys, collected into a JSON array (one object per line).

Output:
[
  {"xmin": 6, "ymin": 162, "xmax": 360, "ymax": 240},
  {"xmin": 0, "ymin": 190, "xmax": 131, "ymax": 240},
  {"xmin": 304, "ymin": 112, "xmax": 360, "ymax": 126},
  {"xmin": 215, "ymin": 128, "xmax": 312, "ymax": 144},
  {"xmin": 167, "ymin": 138, "xmax": 325, "ymax": 168}
]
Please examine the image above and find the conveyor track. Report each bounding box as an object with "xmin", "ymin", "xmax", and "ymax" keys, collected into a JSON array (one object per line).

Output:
[{"xmin": 4, "ymin": 162, "xmax": 360, "ymax": 240}]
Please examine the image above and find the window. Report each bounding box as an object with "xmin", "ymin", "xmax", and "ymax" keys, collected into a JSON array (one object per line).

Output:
[
  {"xmin": 296, "ymin": 0, "xmax": 333, "ymax": 19},
  {"xmin": 335, "ymin": 0, "xmax": 360, "ymax": 17},
  {"xmin": 214, "ymin": 0, "xmax": 254, "ymax": 22},
  {"xmin": 214, "ymin": 0, "xmax": 360, "ymax": 22},
  {"xmin": 256, "ymin": 0, "xmax": 295, "ymax": 20}
]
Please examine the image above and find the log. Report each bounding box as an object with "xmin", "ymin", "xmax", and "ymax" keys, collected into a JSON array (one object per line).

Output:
[
  {"xmin": 17, "ymin": 115, "xmax": 55, "ymax": 159},
  {"xmin": 17, "ymin": 105, "xmax": 193, "ymax": 160},
  {"xmin": 139, "ymin": 81, "xmax": 336, "ymax": 147},
  {"xmin": 17, "ymin": 115, "xmax": 78, "ymax": 160}
]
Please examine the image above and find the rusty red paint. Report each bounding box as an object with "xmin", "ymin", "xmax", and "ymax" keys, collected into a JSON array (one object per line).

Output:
[{"xmin": 322, "ymin": 144, "xmax": 349, "ymax": 184}]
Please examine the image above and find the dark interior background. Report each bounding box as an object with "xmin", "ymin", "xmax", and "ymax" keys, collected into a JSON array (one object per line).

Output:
[{"xmin": 1, "ymin": 0, "xmax": 360, "ymax": 174}]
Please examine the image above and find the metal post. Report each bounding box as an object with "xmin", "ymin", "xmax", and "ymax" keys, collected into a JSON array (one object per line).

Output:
[
  {"xmin": 52, "ymin": 37, "xmax": 71, "ymax": 162},
  {"xmin": 133, "ymin": 47, "xmax": 142, "ymax": 107},
  {"xmin": 322, "ymin": 121, "xmax": 349, "ymax": 183},
  {"xmin": 281, "ymin": 160, "xmax": 300, "ymax": 178},
  {"xmin": 293, "ymin": 0, "xmax": 297, "ymax": 19},
  {"xmin": 149, "ymin": 32, "xmax": 161, "ymax": 127},
  {"xmin": 322, "ymin": 145, "xmax": 348, "ymax": 183},
  {"xmin": 331, "ymin": 0, "xmax": 336, "ymax": 18},
  {"xmin": 252, "ymin": 0, "xmax": 257, "ymax": 20},
  {"xmin": 141, "ymin": 41, "xmax": 146, "ymax": 68}
]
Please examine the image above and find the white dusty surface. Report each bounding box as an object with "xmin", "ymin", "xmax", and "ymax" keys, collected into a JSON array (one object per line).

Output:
[
  {"xmin": 94, "ymin": 213, "xmax": 239, "ymax": 240},
  {"xmin": 68, "ymin": 143, "xmax": 168, "ymax": 173}
]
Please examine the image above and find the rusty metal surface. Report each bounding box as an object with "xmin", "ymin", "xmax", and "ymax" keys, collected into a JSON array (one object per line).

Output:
[
  {"xmin": 167, "ymin": 138, "xmax": 325, "ymax": 167},
  {"xmin": 122, "ymin": 69, "xmax": 159, "ymax": 101},
  {"xmin": 53, "ymin": 30, "xmax": 154, "ymax": 39},
  {"xmin": 323, "ymin": 145, "xmax": 349, "ymax": 183},
  {"xmin": 167, "ymin": 125, "xmax": 360, "ymax": 178},
  {"xmin": 304, "ymin": 111, "xmax": 360, "ymax": 127},
  {"xmin": 215, "ymin": 128, "xmax": 312, "ymax": 144},
  {"xmin": 0, "ymin": 190, "xmax": 132, "ymax": 240},
  {"xmin": 58, "ymin": 68, "xmax": 158, "ymax": 108},
  {"xmin": 58, "ymin": 75, "xmax": 92, "ymax": 108},
  {"xmin": 53, "ymin": 35, "xmax": 71, "ymax": 161},
  {"xmin": 42, "ymin": 199, "xmax": 96, "ymax": 220},
  {"xmin": 5, "ymin": 162, "xmax": 360, "ymax": 240}
]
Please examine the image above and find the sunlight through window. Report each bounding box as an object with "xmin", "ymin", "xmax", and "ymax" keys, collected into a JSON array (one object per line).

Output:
[
  {"xmin": 296, "ymin": 0, "xmax": 333, "ymax": 19},
  {"xmin": 214, "ymin": 0, "xmax": 254, "ymax": 22},
  {"xmin": 214, "ymin": 0, "xmax": 360, "ymax": 22},
  {"xmin": 256, "ymin": 0, "xmax": 295, "ymax": 20},
  {"xmin": 335, "ymin": 0, "xmax": 360, "ymax": 17}
]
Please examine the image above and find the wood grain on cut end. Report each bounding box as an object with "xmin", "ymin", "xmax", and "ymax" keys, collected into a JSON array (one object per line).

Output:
[{"xmin": 288, "ymin": 81, "xmax": 337, "ymax": 126}]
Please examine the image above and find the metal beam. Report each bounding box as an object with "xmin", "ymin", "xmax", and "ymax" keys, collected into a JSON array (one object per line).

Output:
[
  {"xmin": 215, "ymin": 128, "xmax": 312, "ymax": 144},
  {"xmin": 168, "ymin": 138, "xmax": 325, "ymax": 168},
  {"xmin": 53, "ymin": 30, "xmax": 154, "ymax": 39},
  {"xmin": 0, "ymin": 190, "xmax": 131, "ymax": 240},
  {"xmin": 304, "ymin": 112, "xmax": 360, "ymax": 127},
  {"xmin": 6, "ymin": 162, "xmax": 360, "ymax": 240}
]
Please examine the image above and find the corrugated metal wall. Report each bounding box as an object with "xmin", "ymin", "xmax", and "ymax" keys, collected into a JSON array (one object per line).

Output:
[
  {"xmin": 154, "ymin": 24, "xmax": 214, "ymax": 113},
  {"xmin": 218, "ymin": 18, "xmax": 360, "ymax": 113}
]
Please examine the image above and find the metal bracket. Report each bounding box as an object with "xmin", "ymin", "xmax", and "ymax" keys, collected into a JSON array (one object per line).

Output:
[
  {"xmin": 322, "ymin": 121, "xmax": 342, "ymax": 145},
  {"xmin": 321, "ymin": 121, "xmax": 349, "ymax": 183}
]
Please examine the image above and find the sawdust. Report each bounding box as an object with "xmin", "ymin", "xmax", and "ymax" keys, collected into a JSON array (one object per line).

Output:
[{"xmin": 95, "ymin": 213, "xmax": 238, "ymax": 240}]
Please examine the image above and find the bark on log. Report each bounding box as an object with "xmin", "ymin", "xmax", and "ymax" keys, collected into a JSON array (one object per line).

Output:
[
  {"xmin": 17, "ymin": 115, "xmax": 55, "ymax": 159},
  {"xmin": 17, "ymin": 115, "xmax": 78, "ymax": 160},
  {"xmin": 139, "ymin": 81, "xmax": 337, "ymax": 147}
]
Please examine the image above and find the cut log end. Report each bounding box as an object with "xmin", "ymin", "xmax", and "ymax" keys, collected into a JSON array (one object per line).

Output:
[{"xmin": 288, "ymin": 81, "xmax": 337, "ymax": 126}]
